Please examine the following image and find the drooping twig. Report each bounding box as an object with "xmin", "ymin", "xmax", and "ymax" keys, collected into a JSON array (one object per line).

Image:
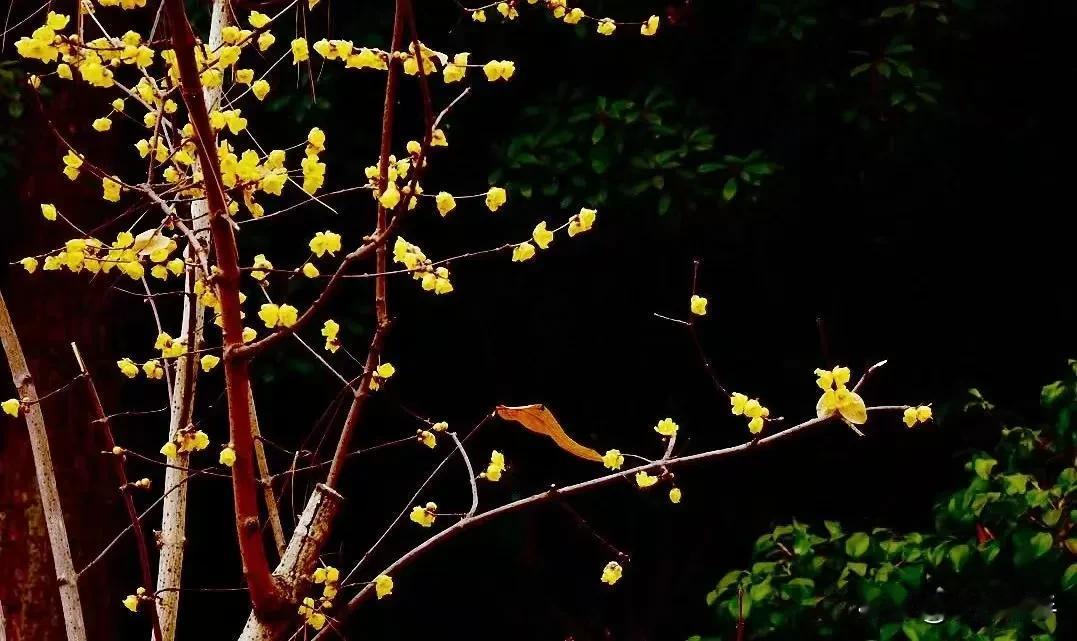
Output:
[
  {"xmin": 0, "ymin": 291, "xmax": 88, "ymax": 641},
  {"xmin": 313, "ymin": 405, "xmax": 910, "ymax": 640},
  {"xmin": 70, "ymin": 343, "xmax": 164, "ymax": 641}
]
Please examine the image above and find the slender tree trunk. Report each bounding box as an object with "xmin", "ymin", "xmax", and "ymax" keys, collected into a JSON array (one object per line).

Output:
[
  {"xmin": 0, "ymin": 291, "xmax": 88, "ymax": 641},
  {"xmin": 154, "ymin": 3, "xmax": 228, "ymax": 638}
]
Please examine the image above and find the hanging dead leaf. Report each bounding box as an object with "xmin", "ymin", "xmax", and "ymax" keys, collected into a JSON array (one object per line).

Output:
[{"xmin": 495, "ymin": 404, "xmax": 602, "ymax": 462}]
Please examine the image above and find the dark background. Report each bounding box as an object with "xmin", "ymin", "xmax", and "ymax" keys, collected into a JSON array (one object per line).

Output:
[{"xmin": 2, "ymin": 1, "xmax": 1076, "ymax": 639}]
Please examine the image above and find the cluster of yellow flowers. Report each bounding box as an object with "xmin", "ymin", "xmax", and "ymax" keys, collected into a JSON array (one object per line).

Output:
[
  {"xmin": 392, "ymin": 237, "xmax": 454, "ymax": 295},
  {"xmin": 21, "ymin": 227, "xmax": 181, "ymax": 282},
  {"xmin": 321, "ymin": 319, "xmax": 341, "ymax": 353},
  {"xmin": 415, "ymin": 420, "xmax": 449, "ymax": 449},
  {"xmin": 730, "ymin": 392, "xmax": 771, "ymax": 434},
  {"xmin": 368, "ymin": 362, "xmax": 396, "ymax": 392},
  {"xmin": 903, "ymin": 405, "xmax": 933, "ymax": 427},
  {"xmin": 512, "ymin": 208, "xmax": 596, "ymax": 262},
  {"xmin": 814, "ymin": 366, "xmax": 867, "ymax": 425},
  {"xmin": 472, "ymin": 1, "xmax": 661, "ymax": 38},
  {"xmin": 258, "ymin": 303, "xmax": 299, "ymax": 329},
  {"xmin": 297, "ymin": 565, "xmax": 339, "ymax": 629},
  {"xmin": 159, "ymin": 426, "xmax": 211, "ymax": 460}
]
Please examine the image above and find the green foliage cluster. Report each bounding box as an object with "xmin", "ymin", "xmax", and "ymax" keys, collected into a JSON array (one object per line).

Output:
[
  {"xmin": 695, "ymin": 364, "xmax": 1077, "ymax": 641},
  {"xmin": 491, "ymin": 84, "xmax": 777, "ymax": 215}
]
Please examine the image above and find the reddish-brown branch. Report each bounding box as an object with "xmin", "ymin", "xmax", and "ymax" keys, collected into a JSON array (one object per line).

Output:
[
  {"xmin": 161, "ymin": 0, "xmax": 283, "ymax": 614},
  {"xmin": 70, "ymin": 344, "xmax": 164, "ymax": 641},
  {"xmin": 324, "ymin": 323, "xmax": 390, "ymax": 489},
  {"xmin": 374, "ymin": 0, "xmax": 407, "ymax": 326}
]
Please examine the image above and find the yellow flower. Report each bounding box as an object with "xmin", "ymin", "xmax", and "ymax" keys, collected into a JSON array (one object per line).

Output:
[
  {"xmin": 471, "ymin": 10, "xmax": 487, "ymax": 23},
  {"xmin": 410, "ymin": 502, "xmax": 437, "ymax": 527},
  {"xmin": 563, "ymin": 8, "xmax": 585, "ymax": 24},
  {"xmin": 219, "ymin": 446, "xmax": 236, "ymax": 467},
  {"xmin": 242, "ymin": 327, "xmax": 257, "ymax": 343},
  {"xmin": 567, "ymin": 208, "xmax": 596, "ymax": 236},
  {"xmin": 432, "ymin": 421, "xmax": 448, "ymax": 432},
  {"xmin": 532, "ymin": 221, "xmax": 554, "ymax": 249},
  {"xmin": 482, "ymin": 450, "xmax": 506, "ymax": 481},
  {"xmin": 2, "ymin": 399, "xmax": 21, "ymax": 417},
  {"xmin": 376, "ymin": 362, "xmax": 396, "ymax": 379},
  {"xmin": 41, "ymin": 203, "xmax": 58, "ymax": 221},
  {"xmin": 602, "ymin": 449, "xmax": 624, "ymax": 470},
  {"xmin": 302, "ymin": 262, "xmax": 320, "ymax": 278},
  {"xmin": 635, "ymin": 470, "xmax": 658, "ymax": 488},
  {"xmin": 597, "ymin": 19, "xmax": 617, "ymax": 36},
  {"xmin": 374, "ymin": 574, "xmax": 394, "ymax": 599},
  {"xmin": 654, "ymin": 417, "xmax": 679, "ymax": 436},
  {"xmin": 816, "ymin": 386, "xmax": 867, "ymax": 425},
  {"xmin": 258, "ymin": 303, "xmax": 280, "ymax": 328},
  {"xmin": 142, "ymin": 360, "xmax": 164, "ymax": 380},
  {"xmin": 257, "ymin": 31, "xmax": 275, "ymax": 51},
  {"xmin": 122, "ymin": 594, "xmax": 139, "ymax": 612},
  {"xmin": 641, "ymin": 15, "xmax": 660, "ymax": 36},
  {"xmin": 309, "ymin": 231, "xmax": 343, "ymax": 257},
  {"xmin": 730, "ymin": 392, "xmax": 748, "ymax": 415},
  {"xmin": 200, "ymin": 354, "xmax": 220, "ymax": 372},
  {"xmin": 435, "ymin": 191, "xmax": 456, "ymax": 216},
  {"xmin": 748, "ymin": 416, "xmax": 765, "ymax": 434},
  {"xmin": 669, "ymin": 487, "xmax": 682, "ymax": 504},
  {"xmin": 248, "ymin": 11, "xmax": 270, "ymax": 28},
  {"xmin": 252, "ymin": 79, "xmax": 271, "ymax": 101},
  {"xmin": 690, "ymin": 295, "xmax": 708, "ymax": 316},
  {"xmin": 485, "ymin": 186, "xmax": 507, "ymax": 211},
  {"xmin": 512, "ymin": 242, "xmax": 536, "ymax": 262},
  {"xmin": 160, "ymin": 441, "xmax": 178, "ymax": 459},
  {"xmin": 102, "ymin": 176, "xmax": 123, "ymax": 202},
  {"xmin": 235, "ymin": 68, "xmax": 255, "ymax": 84},
  {"xmin": 20, "ymin": 257, "xmax": 38, "ymax": 273},
  {"xmin": 92, "ymin": 117, "xmax": 112, "ymax": 132},
  {"xmin": 378, "ymin": 183, "xmax": 401, "ymax": 209},
  {"xmin": 601, "ymin": 561, "xmax": 623, "ymax": 585},
  {"xmin": 417, "ymin": 430, "xmax": 436, "ymax": 448},
  {"xmin": 291, "ymin": 38, "xmax": 309, "ymax": 63}
]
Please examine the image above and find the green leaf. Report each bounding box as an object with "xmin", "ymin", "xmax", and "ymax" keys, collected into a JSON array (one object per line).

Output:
[
  {"xmin": 1062, "ymin": 563, "xmax": 1077, "ymax": 590},
  {"xmin": 698, "ymin": 162, "xmax": 724, "ymax": 174},
  {"xmin": 717, "ymin": 570, "xmax": 743, "ymax": 594},
  {"xmin": 591, "ymin": 124, "xmax": 605, "ymax": 144},
  {"xmin": 949, "ymin": 544, "xmax": 970, "ymax": 573},
  {"xmin": 850, "ymin": 62, "xmax": 872, "ymax": 77},
  {"xmin": 845, "ymin": 561, "xmax": 868, "ymax": 576},
  {"xmin": 974, "ymin": 457, "xmax": 998, "ymax": 480},
  {"xmin": 721, "ymin": 178, "xmax": 738, "ymax": 202},
  {"xmin": 824, "ymin": 520, "xmax": 844, "ymax": 540},
  {"xmin": 846, "ymin": 532, "xmax": 871, "ymax": 558},
  {"xmin": 1002, "ymin": 474, "xmax": 1029, "ymax": 495},
  {"xmin": 657, "ymin": 193, "xmax": 672, "ymax": 216}
]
